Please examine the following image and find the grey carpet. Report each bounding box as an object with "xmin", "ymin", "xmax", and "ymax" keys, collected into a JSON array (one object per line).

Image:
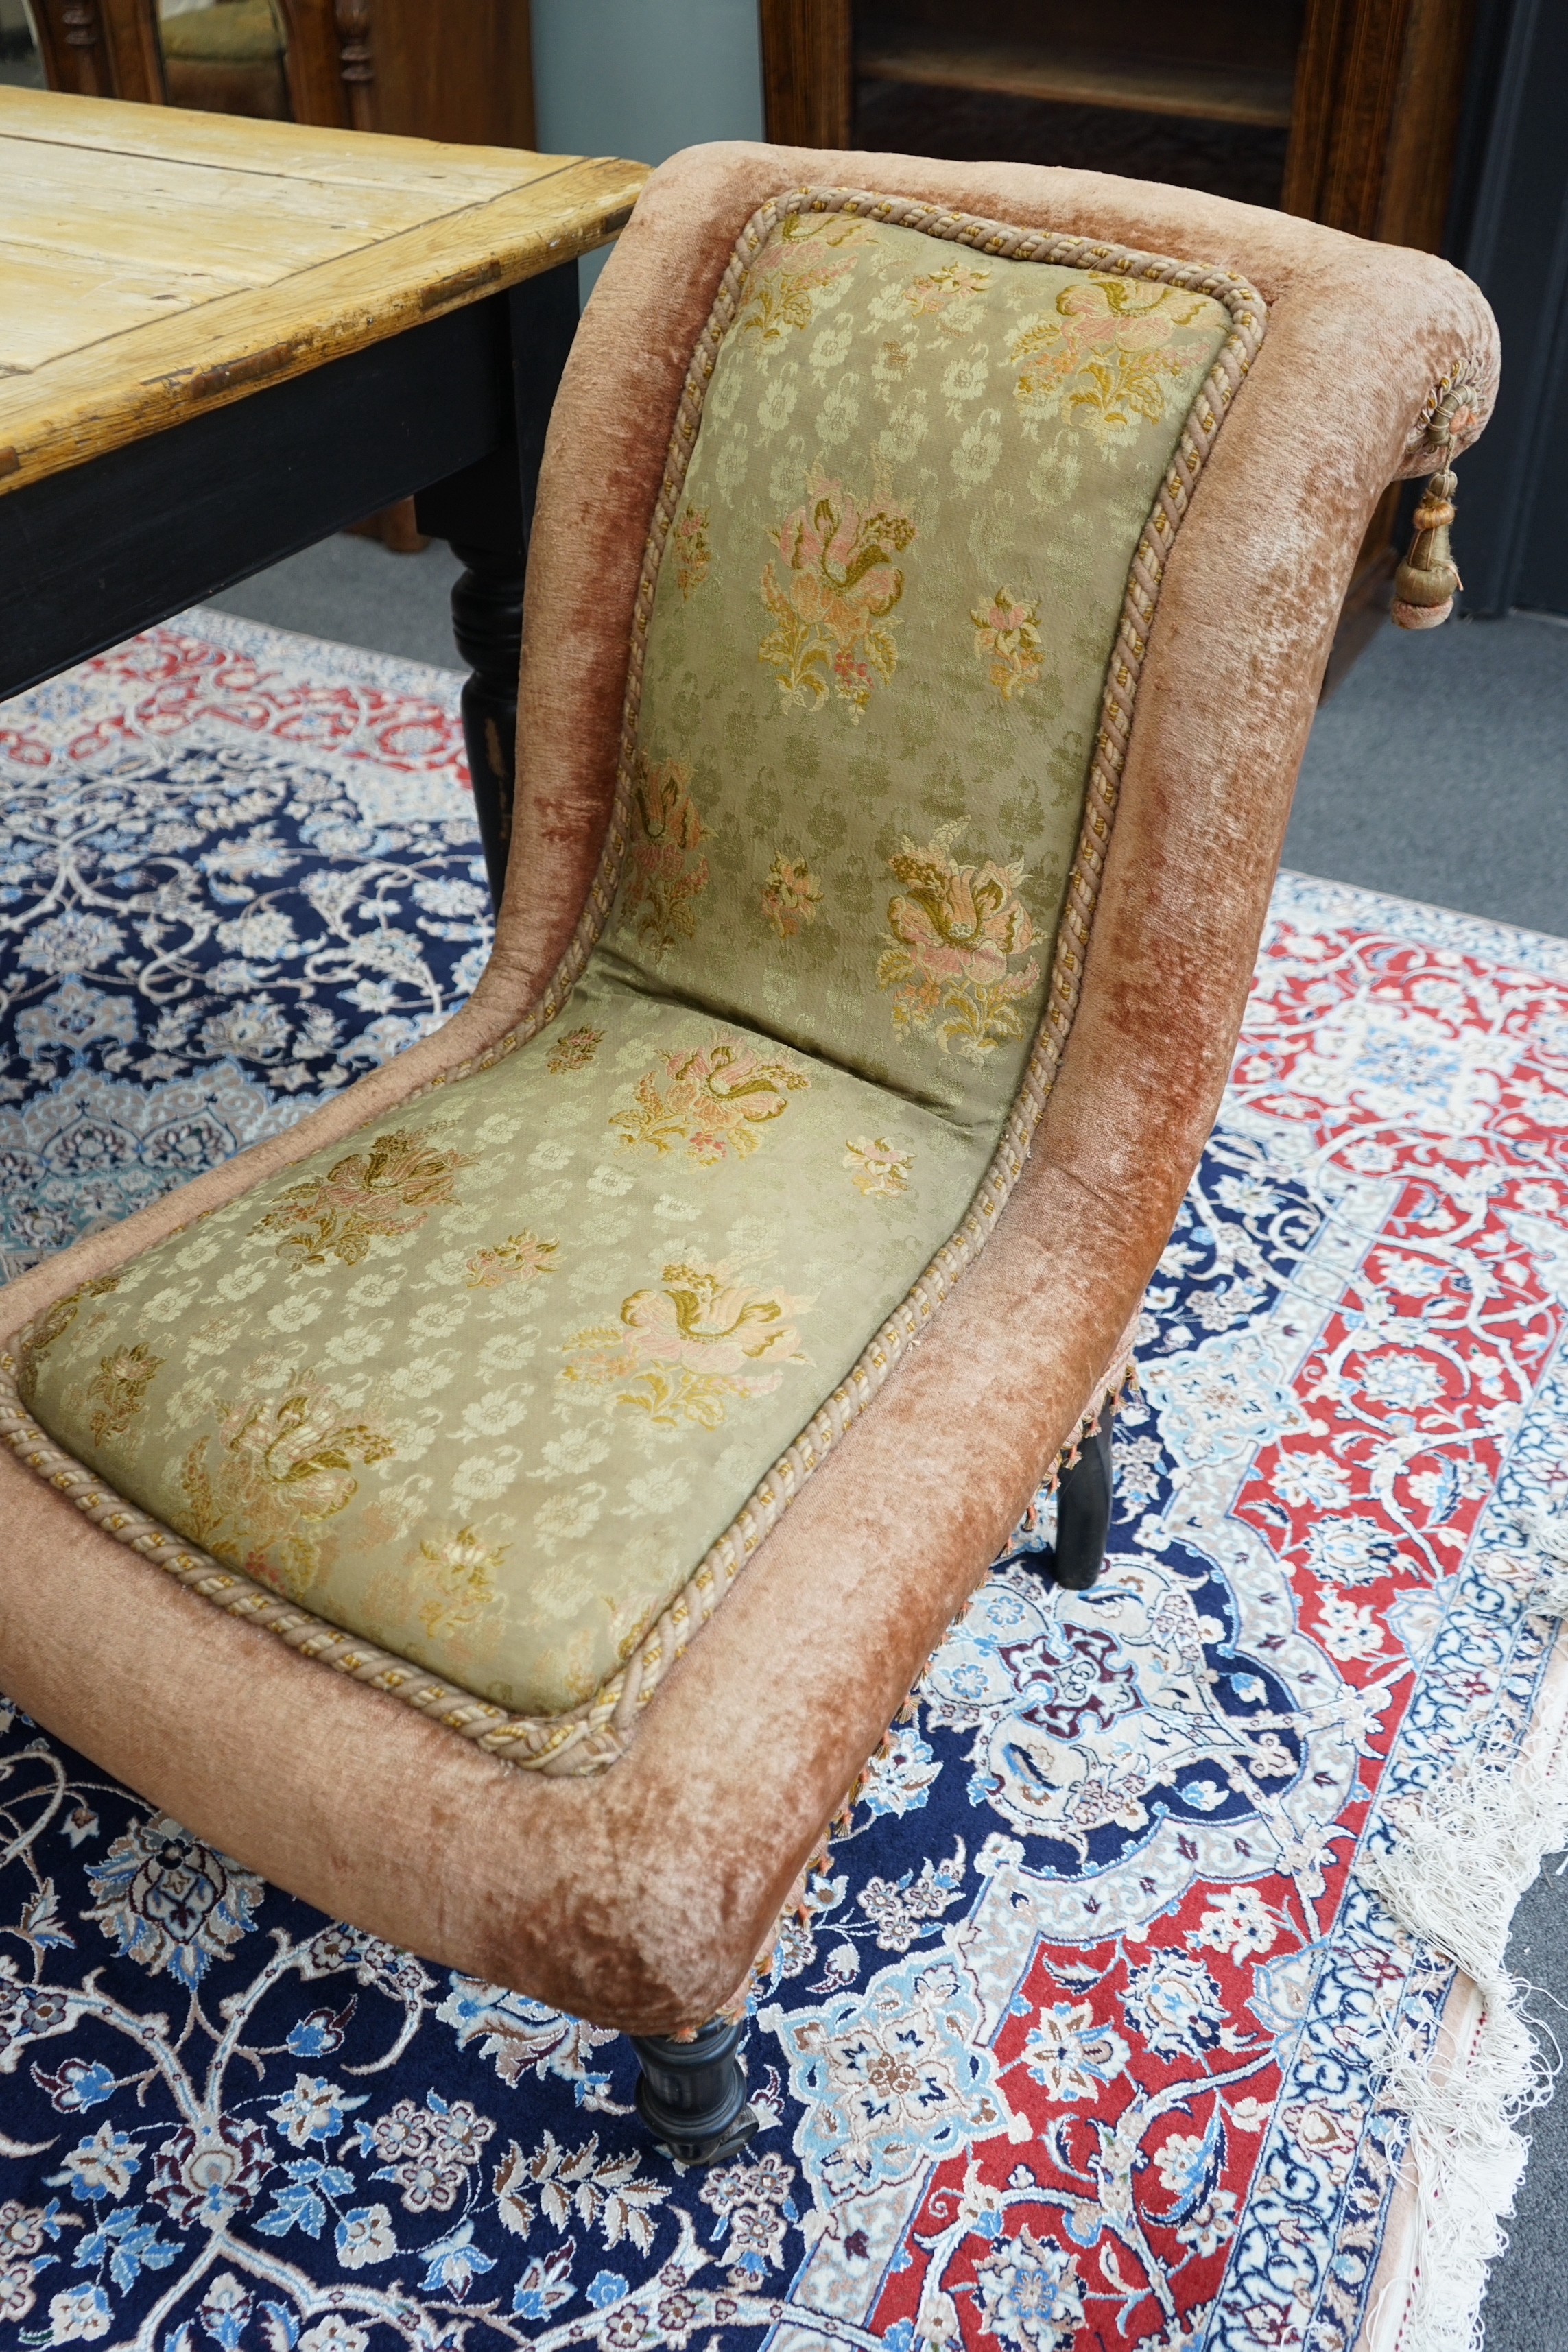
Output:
[
  {"xmin": 1290, "ymin": 610, "xmax": 1568, "ymax": 940},
  {"xmin": 206, "ymin": 551, "xmax": 1566, "ymax": 2343},
  {"xmin": 206, "ymin": 532, "xmax": 464, "ymax": 673}
]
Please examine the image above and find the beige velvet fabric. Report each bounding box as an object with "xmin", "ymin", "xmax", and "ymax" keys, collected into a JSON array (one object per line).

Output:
[{"xmin": 0, "ymin": 144, "xmax": 1497, "ymax": 2033}]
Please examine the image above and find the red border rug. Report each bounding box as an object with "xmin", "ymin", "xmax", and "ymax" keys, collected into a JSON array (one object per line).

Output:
[{"xmin": 0, "ymin": 615, "xmax": 1564, "ymax": 2352}]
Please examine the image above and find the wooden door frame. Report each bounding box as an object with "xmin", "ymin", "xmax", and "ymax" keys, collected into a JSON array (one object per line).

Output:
[
  {"xmin": 1284, "ymin": 0, "xmax": 1476, "ymax": 252},
  {"xmin": 31, "ymin": 0, "xmax": 166, "ymax": 102},
  {"xmin": 272, "ymin": 0, "xmax": 355, "ymax": 128},
  {"xmin": 1284, "ymin": 0, "xmax": 1480, "ymax": 684},
  {"xmin": 758, "ymin": 0, "xmax": 851, "ymax": 147}
]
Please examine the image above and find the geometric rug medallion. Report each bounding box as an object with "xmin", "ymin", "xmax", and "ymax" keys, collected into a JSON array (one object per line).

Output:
[{"xmin": 0, "ymin": 615, "xmax": 1563, "ymax": 2351}]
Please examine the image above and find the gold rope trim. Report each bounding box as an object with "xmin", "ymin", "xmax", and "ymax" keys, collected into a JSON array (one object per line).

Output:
[
  {"xmin": 0, "ymin": 190, "xmax": 1264, "ymax": 1777},
  {"xmin": 1402, "ymin": 355, "xmax": 1497, "ymax": 475}
]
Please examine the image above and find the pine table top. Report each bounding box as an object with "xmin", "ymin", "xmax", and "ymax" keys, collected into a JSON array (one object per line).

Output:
[{"xmin": 0, "ymin": 86, "xmax": 648, "ymax": 498}]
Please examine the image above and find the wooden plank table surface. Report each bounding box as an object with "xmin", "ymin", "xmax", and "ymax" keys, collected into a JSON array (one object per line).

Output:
[{"xmin": 0, "ymin": 88, "xmax": 650, "ymax": 895}]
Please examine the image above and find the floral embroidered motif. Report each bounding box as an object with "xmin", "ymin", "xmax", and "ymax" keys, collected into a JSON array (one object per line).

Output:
[
  {"xmin": 844, "ymin": 1138, "xmax": 913, "ymax": 1198},
  {"xmin": 760, "ymin": 855, "xmax": 824, "ymax": 940},
  {"xmin": 414, "ymin": 1527, "xmax": 508, "ymax": 1643},
  {"xmin": 759, "ymin": 470, "xmax": 916, "ymax": 722},
  {"xmin": 253, "ymin": 1128, "xmax": 471, "ymax": 1271},
  {"xmin": 464, "ymin": 1231, "xmax": 558, "ymax": 1291},
  {"xmin": 610, "ymin": 1036, "xmax": 809, "ymax": 1166},
  {"xmin": 699, "ymin": 2151, "xmax": 796, "ymax": 2281},
  {"xmin": 619, "ymin": 757, "xmax": 710, "ymax": 960},
  {"xmin": 673, "ymin": 503, "xmax": 712, "ymax": 599},
  {"xmin": 180, "ymin": 1377, "xmax": 396, "ymax": 1598},
  {"xmin": 545, "ymin": 1025, "xmax": 603, "ymax": 1075},
  {"xmin": 1010, "ymin": 278, "xmax": 1217, "ymax": 449},
  {"xmin": 560, "ymin": 1261, "xmax": 809, "ymax": 1431},
  {"xmin": 971, "ymin": 589, "xmax": 1044, "ymax": 700},
  {"xmin": 15, "ymin": 1272, "xmax": 121, "ymax": 1409},
  {"xmin": 905, "ymin": 262, "xmax": 991, "ymax": 319},
  {"xmin": 735, "ymin": 213, "xmax": 870, "ymax": 345},
  {"xmin": 877, "ymin": 827, "xmax": 1041, "ymax": 1061},
  {"xmin": 86, "ymin": 1343, "xmax": 162, "ymax": 1450}
]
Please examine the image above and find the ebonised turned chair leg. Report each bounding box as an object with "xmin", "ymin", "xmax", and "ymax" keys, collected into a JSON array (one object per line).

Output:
[
  {"xmin": 1053, "ymin": 1407, "xmax": 1115, "ymax": 1591},
  {"xmin": 449, "ymin": 537, "xmax": 526, "ymax": 910},
  {"xmin": 629, "ymin": 2017, "xmax": 758, "ymax": 2167}
]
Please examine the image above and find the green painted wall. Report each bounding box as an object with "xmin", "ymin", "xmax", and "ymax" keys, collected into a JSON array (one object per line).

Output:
[{"xmin": 531, "ymin": 0, "xmax": 765, "ymax": 300}]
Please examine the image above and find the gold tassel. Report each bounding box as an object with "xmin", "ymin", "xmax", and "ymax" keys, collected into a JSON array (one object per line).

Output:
[{"xmin": 1392, "ymin": 462, "xmax": 1461, "ymax": 630}]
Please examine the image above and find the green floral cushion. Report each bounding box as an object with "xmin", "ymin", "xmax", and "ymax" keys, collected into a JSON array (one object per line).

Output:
[
  {"xmin": 20, "ymin": 975, "xmax": 985, "ymax": 1715},
  {"xmin": 19, "ymin": 204, "xmax": 1237, "ymax": 1725}
]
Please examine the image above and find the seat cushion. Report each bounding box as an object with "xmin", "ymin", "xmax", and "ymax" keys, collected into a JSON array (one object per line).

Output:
[
  {"xmin": 19, "ymin": 961, "xmax": 994, "ymax": 1717},
  {"xmin": 15, "ymin": 189, "xmax": 1258, "ymax": 1752}
]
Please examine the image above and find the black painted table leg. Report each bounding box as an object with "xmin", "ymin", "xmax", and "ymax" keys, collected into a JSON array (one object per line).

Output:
[
  {"xmin": 417, "ymin": 264, "xmax": 580, "ymax": 914},
  {"xmin": 449, "ymin": 538, "xmax": 525, "ymax": 910},
  {"xmin": 1054, "ymin": 1407, "xmax": 1115, "ymax": 1591},
  {"xmin": 629, "ymin": 2017, "xmax": 758, "ymax": 2167}
]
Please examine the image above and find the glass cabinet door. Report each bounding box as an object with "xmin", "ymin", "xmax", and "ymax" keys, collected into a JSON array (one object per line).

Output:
[
  {"xmin": 853, "ymin": 0, "xmax": 1307, "ymax": 208},
  {"xmin": 0, "ymin": 0, "xmax": 45, "ymax": 88}
]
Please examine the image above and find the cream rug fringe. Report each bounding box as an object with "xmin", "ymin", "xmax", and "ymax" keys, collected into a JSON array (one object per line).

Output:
[
  {"xmin": 1523, "ymin": 1506, "xmax": 1568, "ymax": 1619},
  {"xmin": 1362, "ymin": 1515, "xmax": 1568, "ymax": 2352}
]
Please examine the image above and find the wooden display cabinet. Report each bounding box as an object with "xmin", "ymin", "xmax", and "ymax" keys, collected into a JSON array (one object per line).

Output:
[
  {"xmin": 29, "ymin": 0, "xmax": 535, "ymax": 148},
  {"xmin": 760, "ymin": 0, "xmax": 1480, "ymax": 687}
]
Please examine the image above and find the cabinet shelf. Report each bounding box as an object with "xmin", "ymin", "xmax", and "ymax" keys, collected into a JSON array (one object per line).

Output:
[{"xmin": 855, "ymin": 35, "xmax": 1296, "ymax": 129}]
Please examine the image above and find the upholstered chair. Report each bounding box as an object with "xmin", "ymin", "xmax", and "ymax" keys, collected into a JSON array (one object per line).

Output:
[{"xmin": 0, "ymin": 143, "xmax": 1496, "ymax": 2163}]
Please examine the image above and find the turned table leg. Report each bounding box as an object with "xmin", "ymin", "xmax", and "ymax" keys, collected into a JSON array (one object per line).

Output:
[
  {"xmin": 414, "ymin": 263, "xmax": 579, "ymax": 914},
  {"xmin": 449, "ymin": 538, "xmax": 525, "ymax": 910},
  {"xmin": 628, "ymin": 2017, "xmax": 758, "ymax": 2167}
]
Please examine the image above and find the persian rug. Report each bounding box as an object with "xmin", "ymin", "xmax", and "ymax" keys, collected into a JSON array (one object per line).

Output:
[
  {"xmin": 1, "ymin": 611, "xmax": 1565, "ymax": 2352},
  {"xmin": 0, "ymin": 611, "xmax": 488, "ymax": 1281}
]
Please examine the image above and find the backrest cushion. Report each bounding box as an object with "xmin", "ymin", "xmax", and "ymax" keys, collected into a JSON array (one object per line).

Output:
[{"xmin": 595, "ymin": 201, "xmax": 1235, "ymax": 1137}]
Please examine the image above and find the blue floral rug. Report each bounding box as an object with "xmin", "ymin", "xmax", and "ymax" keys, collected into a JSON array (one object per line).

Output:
[
  {"xmin": 0, "ymin": 613, "xmax": 487, "ymax": 1281},
  {"xmin": 1, "ymin": 614, "xmax": 1565, "ymax": 2352}
]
